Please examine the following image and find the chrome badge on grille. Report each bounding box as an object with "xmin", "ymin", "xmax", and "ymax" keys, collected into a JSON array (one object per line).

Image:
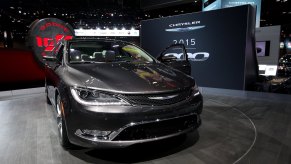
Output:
[{"xmin": 148, "ymin": 94, "xmax": 178, "ymax": 100}]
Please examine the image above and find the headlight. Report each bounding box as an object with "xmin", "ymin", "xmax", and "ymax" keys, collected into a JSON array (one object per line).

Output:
[
  {"xmin": 192, "ymin": 83, "xmax": 200, "ymax": 97},
  {"xmin": 71, "ymin": 87, "xmax": 129, "ymax": 106}
]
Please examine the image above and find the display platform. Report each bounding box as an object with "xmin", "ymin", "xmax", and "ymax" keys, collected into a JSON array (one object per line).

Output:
[{"xmin": 0, "ymin": 88, "xmax": 290, "ymax": 164}]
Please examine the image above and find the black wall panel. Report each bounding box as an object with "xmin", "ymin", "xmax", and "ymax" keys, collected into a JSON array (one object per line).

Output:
[{"xmin": 141, "ymin": 5, "xmax": 257, "ymax": 90}]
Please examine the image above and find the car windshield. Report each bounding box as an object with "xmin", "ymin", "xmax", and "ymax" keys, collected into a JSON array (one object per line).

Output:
[{"xmin": 69, "ymin": 41, "xmax": 154, "ymax": 64}]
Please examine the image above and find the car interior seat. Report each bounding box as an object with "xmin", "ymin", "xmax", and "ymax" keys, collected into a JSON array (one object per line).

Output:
[
  {"xmin": 103, "ymin": 50, "xmax": 116, "ymax": 62},
  {"xmin": 70, "ymin": 50, "xmax": 82, "ymax": 62},
  {"xmin": 81, "ymin": 54, "xmax": 90, "ymax": 61},
  {"xmin": 93, "ymin": 52, "xmax": 104, "ymax": 62}
]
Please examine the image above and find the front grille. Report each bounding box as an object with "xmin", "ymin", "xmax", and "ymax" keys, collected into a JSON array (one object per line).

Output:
[
  {"xmin": 113, "ymin": 114, "xmax": 198, "ymax": 141},
  {"xmin": 118, "ymin": 89, "xmax": 191, "ymax": 106}
]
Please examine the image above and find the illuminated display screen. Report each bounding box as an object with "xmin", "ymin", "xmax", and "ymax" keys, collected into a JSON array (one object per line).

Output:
[
  {"xmin": 204, "ymin": 0, "xmax": 218, "ymax": 8},
  {"xmin": 202, "ymin": 0, "xmax": 221, "ymax": 11},
  {"xmin": 202, "ymin": 0, "xmax": 261, "ymax": 27},
  {"xmin": 256, "ymin": 41, "xmax": 270, "ymax": 57}
]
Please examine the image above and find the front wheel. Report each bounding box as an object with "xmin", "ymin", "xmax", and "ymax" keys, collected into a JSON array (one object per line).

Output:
[
  {"xmin": 45, "ymin": 81, "xmax": 51, "ymax": 105},
  {"xmin": 56, "ymin": 94, "xmax": 72, "ymax": 149}
]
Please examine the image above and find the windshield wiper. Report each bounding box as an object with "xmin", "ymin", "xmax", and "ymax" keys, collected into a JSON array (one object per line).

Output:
[
  {"xmin": 70, "ymin": 61, "xmax": 99, "ymax": 64},
  {"xmin": 118, "ymin": 60, "xmax": 132, "ymax": 63}
]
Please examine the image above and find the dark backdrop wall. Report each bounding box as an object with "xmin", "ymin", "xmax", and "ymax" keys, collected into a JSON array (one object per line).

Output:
[
  {"xmin": 141, "ymin": 5, "xmax": 257, "ymax": 90},
  {"xmin": 0, "ymin": 49, "xmax": 45, "ymax": 91}
]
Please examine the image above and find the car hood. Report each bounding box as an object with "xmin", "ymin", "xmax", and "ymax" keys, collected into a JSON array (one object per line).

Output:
[{"xmin": 67, "ymin": 62, "xmax": 195, "ymax": 94}]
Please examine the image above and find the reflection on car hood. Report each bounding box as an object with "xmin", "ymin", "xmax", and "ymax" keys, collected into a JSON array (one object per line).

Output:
[{"xmin": 67, "ymin": 62, "xmax": 195, "ymax": 94}]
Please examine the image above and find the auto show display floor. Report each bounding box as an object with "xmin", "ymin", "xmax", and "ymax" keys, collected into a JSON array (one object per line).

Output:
[{"xmin": 0, "ymin": 88, "xmax": 290, "ymax": 164}]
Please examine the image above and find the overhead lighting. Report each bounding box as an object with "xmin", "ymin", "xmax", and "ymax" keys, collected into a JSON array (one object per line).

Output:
[
  {"xmin": 4, "ymin": 31, "xmax": 7, "ymax": 39},
  {"xmin": 280, "ymin": 42, "xmax": 284, "ymax": 49}
]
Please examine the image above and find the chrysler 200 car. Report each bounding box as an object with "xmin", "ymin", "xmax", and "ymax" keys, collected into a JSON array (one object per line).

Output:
[{"xmin": 44, "ymin": 39, "xmax": 203, "ymax": 148}]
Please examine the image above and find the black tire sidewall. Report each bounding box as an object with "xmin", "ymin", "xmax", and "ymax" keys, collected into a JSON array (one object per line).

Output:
[{"xmin": 56, "ymin": 94, "xmax": 72, "ymax": 149}]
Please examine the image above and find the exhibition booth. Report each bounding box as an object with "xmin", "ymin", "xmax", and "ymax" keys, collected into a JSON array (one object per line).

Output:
[{"xmin": 0, "ymin": 1, "xmax": 291, "ymax": 164}]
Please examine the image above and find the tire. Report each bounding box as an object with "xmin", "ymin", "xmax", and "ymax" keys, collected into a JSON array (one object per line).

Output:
[
  {"xmin": 45, "ymin": 80, "xmax": 51, "ymax": 105},
  {"xmin": 46, "ymin": 90, "xmax": 51, "ymax": 105},
  {"xmin": 56, "ymin": 94, "xmax": 72, "ymax": 149}
]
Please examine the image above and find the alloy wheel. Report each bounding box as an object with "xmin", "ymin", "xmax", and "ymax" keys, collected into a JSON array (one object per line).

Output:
[{"xmin": 56, "ymin": 95, "xmax": 63, "ymax": 140}]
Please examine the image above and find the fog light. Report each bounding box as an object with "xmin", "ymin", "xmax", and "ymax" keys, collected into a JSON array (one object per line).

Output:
[
  {"xmin": 75, "ymin": 129, "xmax": 112, "ymax": 141},
  {"xmin": 194, "ymin": 91, "xmax": 200, "ymax": 97},
  {"xmin": 192, "ymin": 83, "xmax": 200, "ymax": 97},
  {"xmin": 82, "ymin": 129, "xmax": 111, "ymax": 137}
]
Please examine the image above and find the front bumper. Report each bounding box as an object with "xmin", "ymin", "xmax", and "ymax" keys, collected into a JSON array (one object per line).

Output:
[{"xmin": 63, "ymin": 90, "xmax": 203, "ymax": 148}]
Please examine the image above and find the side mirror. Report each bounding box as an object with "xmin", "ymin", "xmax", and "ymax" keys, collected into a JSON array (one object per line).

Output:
[
  {"xmin": 43, "ymin": 56, "xmax": 57, "ymax": 62},
  {"xmin": 42, "ymin": 56, "xmax": 61, "ymax": 64},
  {"xmin": 158, "ymin": 43, "xmax": 188, "ymax": 63},
  {"xmin": 160, "ymin": 55, "xmax": 178, "ymax": 62}
]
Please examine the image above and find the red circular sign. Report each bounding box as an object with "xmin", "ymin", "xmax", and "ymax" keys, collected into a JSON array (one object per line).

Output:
[{"xmin": 27, "ymin": 18, "xmax": 75, "ymax": 66}]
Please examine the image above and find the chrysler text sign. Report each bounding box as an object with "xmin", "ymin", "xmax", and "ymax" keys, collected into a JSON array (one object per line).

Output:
[
  {"xmin": 141, "ymin": 5, "xmax": 258, "ymax": 90},
  {"xmin": 27, "ymin": 18, "xmax": 75, "ymax": 66}
]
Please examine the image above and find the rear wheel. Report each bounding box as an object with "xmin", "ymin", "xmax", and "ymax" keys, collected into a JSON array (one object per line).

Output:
[{"xmin": 56, "ymin": 94, "xmax": 72, "ymax": 149}]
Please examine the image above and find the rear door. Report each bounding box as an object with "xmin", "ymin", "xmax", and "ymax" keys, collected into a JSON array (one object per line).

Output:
[{"xmin": 157, "ymin": 44, "xmax": 191, "ymax": 75}]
